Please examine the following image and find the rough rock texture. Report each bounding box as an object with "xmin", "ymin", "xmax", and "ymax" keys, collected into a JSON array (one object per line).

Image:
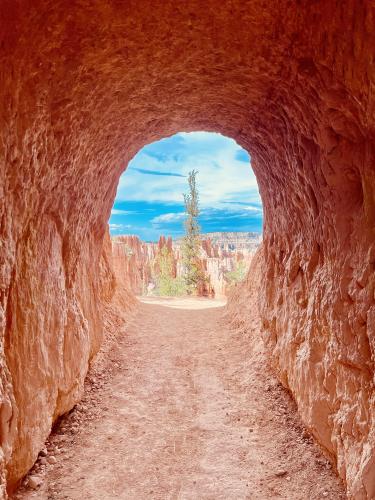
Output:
[
  {"xmin": 100, "ymin": 231, "xmax": 137, "ymax": 326},
  {"xmin": 112, "ymin": 235, "xmax": 157, "ymax": 295},
  {"xmin": 0, "ymin": 1, "xmax": 374, "ymax": 497},
  {"xmin": 0, "ymin": 219, "xmax": 132, "ymax": 496}
]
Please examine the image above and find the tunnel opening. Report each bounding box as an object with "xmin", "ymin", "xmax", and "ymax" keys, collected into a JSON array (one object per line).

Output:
[{"xmin": 109, "ymin": 131, "xmax": 263, "ymax": 300}]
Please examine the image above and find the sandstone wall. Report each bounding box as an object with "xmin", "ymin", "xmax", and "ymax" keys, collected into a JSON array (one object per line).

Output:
[
  {"xmin": 0, "ymin": 218, "xmax": 133, "ymax": 495},
  {"xmin": 111, "ymin": 236, "xmax": 156, "ymax": 295},
  {"xmin": 0, "ymin": 1, "xmax": 374, "ymax": 497}
]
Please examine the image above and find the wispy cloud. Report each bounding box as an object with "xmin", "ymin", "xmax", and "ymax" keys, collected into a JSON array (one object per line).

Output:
[
  {"xmin": 200, "ymin": 207, "xmax": 262, "ymax": 221},
  {"xmin": 129, "ymin": 167, "xmax": 186, "ymax": 177},
  {"xmin": 222, "ymin": 200, "xmax": 260, "ymax": 206}
]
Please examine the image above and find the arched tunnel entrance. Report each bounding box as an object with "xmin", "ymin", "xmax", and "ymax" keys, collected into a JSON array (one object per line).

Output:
[
  {"xmin": 1, "ymin": 1, "xmax": 374, "ymax": 497},
  {"xmin": 109, "ymin": 131, "xmax": 263, "ymax": 298}
]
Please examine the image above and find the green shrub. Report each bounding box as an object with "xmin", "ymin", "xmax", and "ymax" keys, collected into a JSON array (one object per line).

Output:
[
  {"xmin": 225, "ymin": 260, "xmax": 247, "ymax": 287},
  {"xmin": 157, "ymin": 275, "xmax": 187, "ymax": 297},
  {"xmin": 153, "ymin": 246, "xmax": 188, "ymax": 296}
]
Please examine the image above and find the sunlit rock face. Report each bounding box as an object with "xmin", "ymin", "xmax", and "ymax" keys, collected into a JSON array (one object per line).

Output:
[
  {"xmin": 0, "ymin": 0, "xmax": 373, "ymax": 496},
  {"xmin": 112, "ymin": 236, "xmax": 157, "ymax": 295}
]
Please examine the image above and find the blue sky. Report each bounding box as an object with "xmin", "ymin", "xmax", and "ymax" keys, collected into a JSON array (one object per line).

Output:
[{"xmin": 109, "ymin": 132, "xmax": 263, "ymax": 241}]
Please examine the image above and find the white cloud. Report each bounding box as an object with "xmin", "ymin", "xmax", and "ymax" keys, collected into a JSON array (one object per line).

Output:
[
  {"xmin": 152, "ymin": 212, "xmax": 186, "ymax": 224},
  {"xmin": 109, "ymin": 223, "xmax": 132, "ymax": 230},
  {"xmin": 111, "ymin": 209, "xmax": 134, "ymax": 215},
  {"xmin": 243, "ymin": 206, "xmax": 263, "ymax": 213}
]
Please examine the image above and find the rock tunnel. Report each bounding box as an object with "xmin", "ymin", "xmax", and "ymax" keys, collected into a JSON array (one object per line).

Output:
[{"xmin": 0, "ymin": 0, "xmax": 374, "ymax": 497}]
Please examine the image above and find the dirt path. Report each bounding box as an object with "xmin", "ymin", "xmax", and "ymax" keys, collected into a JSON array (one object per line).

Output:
[{"xmin": 15, "ymin": 298, "xmax": 345, "ymax": 500}]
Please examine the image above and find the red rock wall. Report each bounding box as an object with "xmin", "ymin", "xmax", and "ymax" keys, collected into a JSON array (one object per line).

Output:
[
  {"xmin": 0, "ymin": 1, "xmax": 374, "ymax": 497},
  {"xmin": 111, "ymin": 236, "xmax": 155, "ymax": 295}
]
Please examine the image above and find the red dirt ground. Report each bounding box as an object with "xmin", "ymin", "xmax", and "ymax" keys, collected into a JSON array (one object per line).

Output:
[{"xmin": 14, "ymin": 297, "xmax": 346, "ymax": 499}]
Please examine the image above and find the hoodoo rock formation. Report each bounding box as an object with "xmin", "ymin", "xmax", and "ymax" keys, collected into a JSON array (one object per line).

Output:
[
  {"xmin": 112, "ymin": 233, "xmax": 257, "ymax": 297},
  {"xmin": 0, "ymin": 1, "xmax": 374, "ymax": 498}
]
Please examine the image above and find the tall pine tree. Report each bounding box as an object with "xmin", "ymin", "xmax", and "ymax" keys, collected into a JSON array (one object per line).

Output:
[{"xmin": 182, "ymin": 170, "xmax": 205, "ymax": 293}]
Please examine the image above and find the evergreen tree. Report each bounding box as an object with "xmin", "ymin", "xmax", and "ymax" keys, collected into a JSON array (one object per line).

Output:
[{"xmin": 182, "ymin": 170, "xmax": 205, "ymax": 293}]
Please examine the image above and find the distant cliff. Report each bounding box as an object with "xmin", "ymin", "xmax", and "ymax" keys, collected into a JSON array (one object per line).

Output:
[
  {"xmin": 175, "ymin": 232, "xmax": 262, "ymax": 253},
  {"xmin": 201, "ymin": 232, "xmax": 262, "ymax": 251}
]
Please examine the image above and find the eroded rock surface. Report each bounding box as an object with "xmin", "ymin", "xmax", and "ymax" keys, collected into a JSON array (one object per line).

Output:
[{"xmin": 0, "ymin": 1, "xmax": 374, "ymax": 497}]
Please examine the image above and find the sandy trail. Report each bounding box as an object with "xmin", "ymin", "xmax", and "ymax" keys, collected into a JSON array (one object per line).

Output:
[{"xmin": 15, "ymin": 298, "xmax": 345, "ymax": 500}]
